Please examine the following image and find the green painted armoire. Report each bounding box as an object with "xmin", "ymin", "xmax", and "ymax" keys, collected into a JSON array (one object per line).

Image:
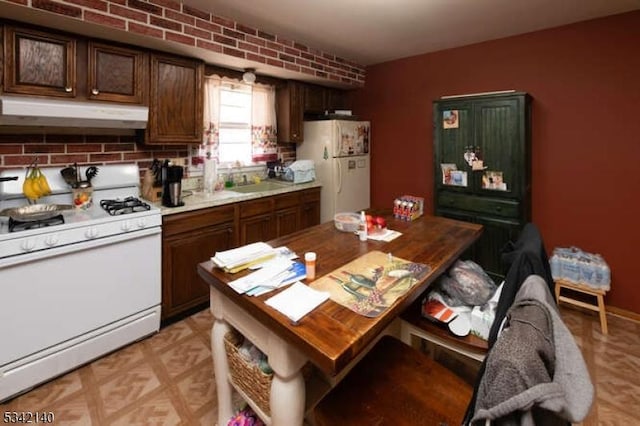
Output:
[{"xmin": 433, "ymin": 91, "xmax": 532, "ymax": 281}]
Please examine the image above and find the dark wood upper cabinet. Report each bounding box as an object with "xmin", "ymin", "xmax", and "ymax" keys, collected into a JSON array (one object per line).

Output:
[
  {"xmin": 326, "ymin": 88, "xmax": 350, "ymax": 110},
  {"xmin": 88, "ymin": 41, "xmax": 148, "ymax": 104},
  {"xmin": 3, "ymin": 25, "xmax": 76, "ymax": 97},
  {"xmin": 304, "ymin": 84, "xmax": 351, "ymax": 114},
  {"xmin": 276, "ymin": 80, "xmax": 304, "ymax": 143},
  {"xmin": 304, "ymin": 84, "xmax": 326, "ymax": 113},
  {"xmin": 147, "ymin": 53, "xmax": 204, "ymax": 144}
]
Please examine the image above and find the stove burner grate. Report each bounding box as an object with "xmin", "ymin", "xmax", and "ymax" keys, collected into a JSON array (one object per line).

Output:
[
  {"xmin": 100, "ymin": 197, "xmax": 151, "ymax": 216},
  {"xmin": 9, "ymin": 214, "xmax": 65, "ymax": 232}
]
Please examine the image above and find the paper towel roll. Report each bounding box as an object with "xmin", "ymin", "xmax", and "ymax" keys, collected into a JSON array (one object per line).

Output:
[{"xmin": 204, "ymin": 158, "xmax": 217, "ymax": 193}]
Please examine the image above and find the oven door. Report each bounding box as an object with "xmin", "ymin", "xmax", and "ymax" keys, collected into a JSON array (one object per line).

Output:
[{"xmin": 0, "ymin": 227, "xmax": 161, "ymax": 371}]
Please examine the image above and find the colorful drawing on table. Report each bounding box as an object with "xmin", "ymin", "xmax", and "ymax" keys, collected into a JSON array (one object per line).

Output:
[{"xmin": 309, "ymin": 250, "xmax": 430, "ymax": 317}]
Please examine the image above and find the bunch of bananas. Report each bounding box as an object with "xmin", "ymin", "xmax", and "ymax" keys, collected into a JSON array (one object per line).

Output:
[{"xmin": 23, "ymin": 165, "xmax": 52, "ymax": 201}]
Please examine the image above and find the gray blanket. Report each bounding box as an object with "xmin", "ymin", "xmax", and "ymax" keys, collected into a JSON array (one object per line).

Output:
[{"xmin": 471, "ymin": 275, "xmax": 593, "ymax": 425}]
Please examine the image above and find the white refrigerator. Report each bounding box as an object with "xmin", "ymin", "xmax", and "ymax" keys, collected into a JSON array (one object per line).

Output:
[{"xmin": 297, "ymin": 119, "xmax": 371, "ymax": 223}]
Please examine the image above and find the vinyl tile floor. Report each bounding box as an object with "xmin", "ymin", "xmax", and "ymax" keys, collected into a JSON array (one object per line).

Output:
[{"xmin": 2, "ymin": 306, "xmax": 639, "ymax": 425}]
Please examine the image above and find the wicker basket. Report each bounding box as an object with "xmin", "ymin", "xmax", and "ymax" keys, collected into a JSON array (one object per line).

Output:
[{"xmin": 224, "ymin": 329, "xmax": 273, "ymax": 415}]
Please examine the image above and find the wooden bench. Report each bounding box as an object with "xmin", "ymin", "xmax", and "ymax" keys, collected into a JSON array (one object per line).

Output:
[
  {"xmin": 555, "ymin": 279, "xmax": 608, "ymax": 334},
  {"xmin": 313, "ymin": 335, "xmax": 473, "ymax": 426},
  {"xmin": 400, "ymin": 295, "xmax": 488, "ymax": 362}
]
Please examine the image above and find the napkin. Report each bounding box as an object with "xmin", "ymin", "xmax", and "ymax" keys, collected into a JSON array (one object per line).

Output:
[{"xmin": 265, "ymin": 282, "xmax": 330, "ymax": 322}]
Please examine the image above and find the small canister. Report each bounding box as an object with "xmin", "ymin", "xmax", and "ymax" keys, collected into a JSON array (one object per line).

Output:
[
  {"xmin": 72, "ymin": 181, "xmax": 93, "ymax": 209},
  {"xmin": 305, "ymin": 252, "xmax": 317, "ymax": 281}
]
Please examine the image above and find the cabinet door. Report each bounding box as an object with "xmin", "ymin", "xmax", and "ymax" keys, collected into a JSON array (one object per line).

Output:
[
  {"xmin": 239, "ymin": 213, "xmax": 276, "ymax": 245},
  {"xmin": 326, "ymin": 88, "xmax": 349, "ymax": 111},
  {"xmin": 300, "ymin": 189, "xmax": 321, "ymax": 230},
  {"xmin": 304, "ymin": 84, "xmax": 326, "ymax": 113},
  {"xmin": 276, "ymin": 81, "xmax": 304, "ymax": 143},
  {"xmin": 473, "ymin": 215, "xmax": 521, "ymax": 282},
  {"xmin": 162, "ymin": 221, "xmax": 234, "ymax": 320},
  {"xmin": 88, "ymin": 42, "xmax": 147, "ymax": 104},
  {"xmin": 148, "ymin": 54, "xmax": 204, "ymax": 144},
  {"xmin": 3, "ymin": 25, "xmax": 76, "ymax": 97},
  {"xmin": 433, "ymin": 99, "xmax": 474, "ymax": 194},
  {"xmin": 474, "ymin": 97, "xmax": 525, "ymax": 199},
  {"xmin": 275, "ymin": 206, "xmax": 299, "ymax": 237}
]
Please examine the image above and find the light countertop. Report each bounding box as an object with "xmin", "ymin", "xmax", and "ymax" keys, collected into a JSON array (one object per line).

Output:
[{"xmin": 153, "ymin": 180, "xmax": 322, "ymax": 216}]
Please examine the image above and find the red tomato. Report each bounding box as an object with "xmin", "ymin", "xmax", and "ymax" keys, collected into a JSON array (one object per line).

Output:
[{"xmin": 375, "ymin": 216, "xmax": 387, "ymax": 228}]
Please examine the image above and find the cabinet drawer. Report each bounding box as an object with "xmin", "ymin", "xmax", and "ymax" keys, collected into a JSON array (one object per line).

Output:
[
  {"xmin": 240, "ymin": 198, "xmax": 273, "ymax": 218},
  {"xmin": 163, "ymin": 204, "xmax": 235, "ymax": 236},
  {"xmin": 437, "ymin": 192, "xmax": 519, "ymax": 218},
  {"xmin": 301, "ymin": 188, "xmax": 321, "ymax": 203},
  {"xmin": 274, "ymin": 192, "xmax": 300, "ymax": 210}
]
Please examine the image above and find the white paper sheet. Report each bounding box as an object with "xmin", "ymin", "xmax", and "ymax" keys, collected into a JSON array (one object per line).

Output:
[
  {"xmin": 265, "ymin": 282, "xmax": 330, "ymax": 322},
  {"xmin": 367, "ymin": 229, "xmax": 402, "ymax": 242}
]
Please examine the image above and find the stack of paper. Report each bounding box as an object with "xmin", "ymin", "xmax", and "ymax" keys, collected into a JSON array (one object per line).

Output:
[
  {"xmin": 265, "ymin": 282, "xmax": 330, "ymax": 323},
  {"xmin": 227, "ymin": 257, "xmax": 309, "ymax": 295},
  {"xmin": 246, "ymin": 261, "xmax": 307, "ymax": 296},
  {"xmin": 211, "ymin": 242, "xmax": 276, "ymax": 273}
]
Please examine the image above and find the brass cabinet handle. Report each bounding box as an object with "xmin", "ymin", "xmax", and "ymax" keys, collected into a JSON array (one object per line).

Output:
[
  {"xmin": 91, "ymin": 88, "xmax": 99, "ymax": 95},
  {"xmin": 65, "ymin": 87, "xmax": 72, "ymax": 92}
]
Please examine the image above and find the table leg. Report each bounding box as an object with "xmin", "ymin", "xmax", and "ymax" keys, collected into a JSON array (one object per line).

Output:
[
  {"xmin": 270, "ymin": 368, "xmax": 305, "ymax": 425},
  {"xmin": 267, "ymin": 332, "xmax": 307, "ymax": 425},
  {"xmin": 212, "ymin": 319, "xmax": 234, "ymax": 426}
]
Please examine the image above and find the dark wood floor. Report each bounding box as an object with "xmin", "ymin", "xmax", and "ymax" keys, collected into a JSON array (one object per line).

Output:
[{"xmin": 2, "ymin": 306, "xmax": 638, "ymax": 425}]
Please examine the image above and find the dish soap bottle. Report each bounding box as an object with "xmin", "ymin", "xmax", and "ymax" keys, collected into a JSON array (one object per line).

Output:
[{"xmin": 358, "ymin": 210, "xmax": 368, "ymax": 241}]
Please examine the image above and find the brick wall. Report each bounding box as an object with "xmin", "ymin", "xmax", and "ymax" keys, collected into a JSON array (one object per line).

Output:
[
  {"xmin": 0, "ymin": 1, "xmax": 320, "ymax": 174},
  {"xmin": 2, "ymin": 0, "xmax": 366, "ymax": 86},
  {"xmin": 0, "ymin": 133, "xmax": 297, "ymax": 173}
]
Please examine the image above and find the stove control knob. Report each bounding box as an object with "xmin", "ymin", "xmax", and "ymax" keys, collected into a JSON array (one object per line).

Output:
[
  {"xmin": 44, "ymin": 235, "xmax": 59, "ymax": 247},
  {"xmin": 85, "ymin": 227, "xmax": 100, "ymax": 239},
  {"xmin": 20, "ymin": 239, "xmax": 37, "ymax": 252},
  {"xmin": 136, "ymin": 218, "xmax": 147, "ymax": 228},
  {"xmin": 121, "ymin": 221, "xmax": 133, "ymax": 232}
]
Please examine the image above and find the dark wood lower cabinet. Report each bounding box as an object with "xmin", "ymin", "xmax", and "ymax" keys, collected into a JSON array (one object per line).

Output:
[
  {"xmin": 161, "ymin": 187, "xmax": 321, "ymax": 322},
  {"xmin": 162, "ymin": 205, "xmax": 235, "ymax": 321},
  {"xmin": 438, "ymin": 208, "xmax": 521, "ymax": 281},
  {"xmin": 239, "ymin": 212, "xmax": 275, "ymax": 245},
  {"xmin": 239, "ymin": 187, "xmax": 321, "ymax": 246}
]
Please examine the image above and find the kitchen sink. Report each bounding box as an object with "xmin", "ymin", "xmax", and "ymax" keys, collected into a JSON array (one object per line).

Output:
[{"xmin": 228, "ymin": 181, "xmax": 292, "ymax": 193}]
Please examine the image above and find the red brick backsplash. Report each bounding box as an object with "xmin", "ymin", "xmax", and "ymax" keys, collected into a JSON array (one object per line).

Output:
[
  {"xmin": 0, "ymin": 133, "xmax": 189, "ymax": 172},
  {"xmin": 0, "ymin": 133, "xmax": 298, "ymax": 174},
  {"xmin": 3, "ymin": 0, "xmax": 366, "ymax": 86}
]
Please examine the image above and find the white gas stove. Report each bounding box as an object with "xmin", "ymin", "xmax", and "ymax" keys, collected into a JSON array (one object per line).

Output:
[{"xmin": 0, "ymin": 164, "xmax": 162, "ymax": 402}]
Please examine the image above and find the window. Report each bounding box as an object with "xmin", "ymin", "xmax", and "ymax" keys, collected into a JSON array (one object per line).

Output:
[
  {"xmin": 203, "ymin": 75, "xmax": 277, "ymax": 166},
  {"xmin": 218, "ymin": 86, "xmax": 252, "ymax": 164}
]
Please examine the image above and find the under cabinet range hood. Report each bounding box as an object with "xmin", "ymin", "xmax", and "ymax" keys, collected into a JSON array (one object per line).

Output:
[{"xmin": 0, "ymin": 96, "xmax": 149, "ymax": 129}]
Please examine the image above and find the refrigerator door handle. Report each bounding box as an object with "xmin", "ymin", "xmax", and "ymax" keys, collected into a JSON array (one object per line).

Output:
[{"xmin": 336, "ymin": 158, "xmax": 343, "ymax": 194}]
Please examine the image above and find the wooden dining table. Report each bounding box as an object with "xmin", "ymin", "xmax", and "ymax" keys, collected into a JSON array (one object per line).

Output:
[{"xmin": 198, "ymin": 214, "xmax": 482, "ymax": 425}]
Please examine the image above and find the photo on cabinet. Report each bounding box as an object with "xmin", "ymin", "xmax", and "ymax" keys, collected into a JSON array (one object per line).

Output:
[
  {"xmin": 443, "ymin": 110, "xmax": 459, "ymax": 129},
  {"xmin": 441, "ymin": 163, "xmax": 457, "ymax": 185},
  {"xmin": 450, "ymin": 170, "xmax": 467, "ymax": 187},
  {"xmin": 482, "ymin": 170, "xmax": 507, "ymax": 191}
]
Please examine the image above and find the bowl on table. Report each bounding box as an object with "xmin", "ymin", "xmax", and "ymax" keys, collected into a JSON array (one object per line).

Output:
[{"xmin": 334, "ymin": 212, "xmax": 360, "ymax": 232}]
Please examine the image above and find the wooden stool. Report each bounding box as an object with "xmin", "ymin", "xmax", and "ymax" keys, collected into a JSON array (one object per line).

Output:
[{"xmin": 555, "ymin": 279, "xmax": 608, "ymax": 334}]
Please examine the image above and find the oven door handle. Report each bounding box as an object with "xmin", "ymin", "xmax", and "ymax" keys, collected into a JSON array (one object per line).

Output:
[{"xmin": 0, "ymin": 227, "xmax": 161, "ymax": 268}]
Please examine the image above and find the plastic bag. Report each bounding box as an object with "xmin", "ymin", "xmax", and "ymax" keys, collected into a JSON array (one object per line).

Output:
[{"xmin": 440, "ymin": 260, "xmax": 497, "ymax": 306}]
